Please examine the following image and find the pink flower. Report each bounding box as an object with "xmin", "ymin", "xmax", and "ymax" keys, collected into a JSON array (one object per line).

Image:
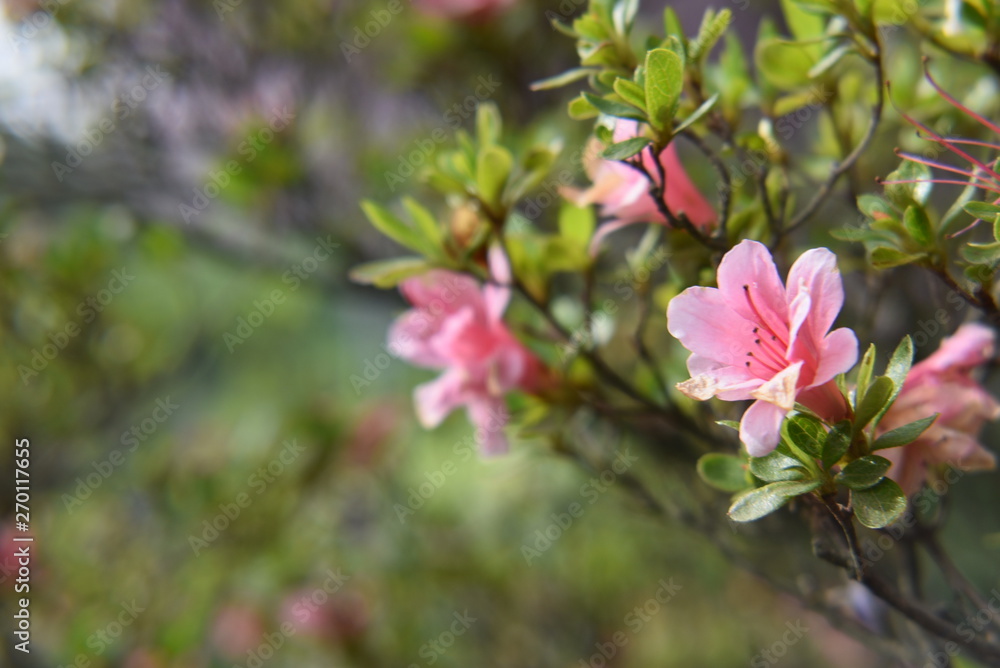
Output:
[
  {"xmin": 880, "ymin": 323, "xmax": 999, "ymax": 495},
  {"xmin": 667, "ymin": 240, "xmax": 858, "ymax": 456},
  {"xmin": 389, "ymin": 250, "xmax": 541, "ymax": 454},
  {"xmin": 562, "ymin": 120, "xmax": 716, "ymax": 253},
  {"xmin": 413, "ymin": 0, "xmax": 516, "ymax": 19}
]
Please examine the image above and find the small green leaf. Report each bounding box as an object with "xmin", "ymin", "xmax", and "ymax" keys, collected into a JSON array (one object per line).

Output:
[
  {"xmin": 601, "ymin": 137, "xmax": 652, "ymax": 160},
  {"xmin": 749, "ymin": 451, "xmax": 808, "ymax": 483},
  {"xmin": 808, "ymin": 42, "xmax": 854, "ymax": 78},
  {"xmin": 962, "ymin": 241, "xmax": 1000, "ymax": 266},
  {"xmin": 858, "ymin": 193, "xmax": 895, "ymax": 219},
  {"xmin": 903, "ymin": 205, "xmax": 934, "ymax": 246},
  {"xmin": 568, "ymin": 94, "xmax": 599, "ymax": 120},
  {"xmin": 963, "ymin": 201, "xmax": 1000, "ymax": 220},
  {"xmin": 612, "ymin": 0, "xmax": 639, "ymax": 36},
  {"xmin": 855, "ymin": 343, "xmax": 876, "ymax": 406},
  {"xmin": 582, "ymin": 92, "xmax": 647, "ymax": 121},
  {"xmin": 852, "ymin": 478, "xmax": 907, "ymax": 528},
  {"xmin": 728, "ymin": 479, "xmax": 821, "ymax": 522},
  {"xmin": 530, "ymin": 68, "xmax": 598, "ymax": 91},
  {"xmin": 870, "ymin": 246, "xmax": 926, "ymax": 269},
  {"xmin": 822, "ymin": 420, "xmax": 852, "ymax": 469},
  {"xmin": 884, "ymin": 160, "xmax": 933, "ymax": 208},
  {"xmin": 644, "ymin": 48, "xmax": 684, "ymax": 131},
  {"xmin": 476, "ymin": 145, "xmax": 513, "ymax": 207},
  {"xmin": 673, "ymin": 93, "xmax": 720, "ymax": 134},
  {"xmin": 697, "ymin": 453, "xmax": 749, "ymax": 493},
  {"xmin": 716, "ymin": 419, "xmax": 740, "ymax": 431},
  {"xmin": 476, "ymin": 102, "xmax": 502, "ymax": 147},
  {"xmin": 836, "ymin": 455, "xmax": 891, "ymax": 490},
  {"xmin": 855, "ymin": 376, "xmax": 894, "ymax": 431},
  {"xmin": 877, "ymin": 336, "xmax": 913, "ymax": 424},
  {"xmin": 360, "ymin": 201, "xmax": 434, "ymax": 255},
  {"xmin": 783, "ymin": 414, "xmax": 826, "ymax": 459},
  {"xmin": 755, "ymin": 38, "xmax": 817, "ymax": 89},
  {"xmin": 348, "ymin": 257, "xmax": 431, "ymax": 288},
  {"xmin": 872, "ymin": 414, "xmax": 937, "ymax": 451},
  {"xmin": 613, "ymin": 78, "xmax": 647, "ymax": 110},
  {"xmin": 401, "ymin": 197, "xmax": 442, "ymax": 249}
]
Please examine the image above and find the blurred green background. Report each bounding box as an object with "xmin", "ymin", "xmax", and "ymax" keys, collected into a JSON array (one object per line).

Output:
[{"xmin": 1, "ymin": 0, "xmax": 992, "ymax": 666}]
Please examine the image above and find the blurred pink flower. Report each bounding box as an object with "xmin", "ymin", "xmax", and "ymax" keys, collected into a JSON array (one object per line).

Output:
[
  {"xmin": 667, "ymin": 240, "xmax": 858, "ymax": 456},
  {"xmin": 563, "ymin": 120, "xmax": 716, "ymax": 253},
  {"xmin": 389, "ymin": 249, "xmax": 542, "ymax": 454},
  {"xmin": 414, "ymin": 0, "xmax": 516, "ymax": 19},
  {"xmin": 210, "ymin": 604, "xmax": 265, "ymax": 660},
  {"xmin": 880, "ymin": 323, "xmax": 999, "ymax": 495}
]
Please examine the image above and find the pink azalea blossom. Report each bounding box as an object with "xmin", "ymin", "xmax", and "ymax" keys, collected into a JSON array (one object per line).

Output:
[
  {"xmin": 879, "ymin": 323, "xmax": 999, "ymax": 495},
  {"xmin": 667, "ymin": 240, "xmax": 858, "ymax": 456},
  {"xmin": 413, "ymin": 0, "xmax": 516, "ymax": 20},
  {"xmin": 388, "ymin": 250, "xmax": 541, "ymax": 455},
  {"xmin": 562, "ymin": 120, "xmax": 716, "ymax": 253}
]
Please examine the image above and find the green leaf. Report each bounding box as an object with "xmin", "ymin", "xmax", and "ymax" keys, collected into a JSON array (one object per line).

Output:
[
  {"xmin": 582, "ymin": 92, "xmax": 647, "ymax": 121},
  {"xmin": 716, "ymin": 419, "xmax": 740, "ymax": 431},
  {"xmin": 963, "ymin": 201, "xmax": 1000, "ymax": 220},
  {"xmin": 697, "ymin": 453, "xmax": 749, "ymax": 493},
  {"xmin": 878, "ymin": 336, "xmax": 913, "ymax": 424},
  {"xmin": 781, "ymin": 0, "xmax": 828, "ymax": 39},
  {"xmin": 808, "ymin": 42, "xmax": 854, "ymax": 78},
  {"xmin": 690, "ymin": 9, "xmax": 732, "ymax": 62},
  {"xmin": 870, "ymin": 246, "xmax": 926, "ymax": 269},
  {"xmin": 884, "ymin": 160, "xmax": 933, "ymax": 208},
  {"xmin": 872, "ymin": 414, "xmax": 937, "ymax": 451},
  {"xmin": 530, "ymin": 68, "xmax": 598, "ymax": 91},
  {"xmin": 755, "ymin": 38, "xmax": 817, "ymax": 89},
  {"xmin": 830, "ymin": 226, "xmax": 894, "ymax": 243},
  {"xmin": 348, "ymin": 257, "xmax": 431, "ymax": 288},
  {"xmin": 749, "ymin": 450, "xmax": 808, "ymax": 482},
  {"xmin": 476, "ymin": 145, "xmax": 513, "ymax": 207},
  {"xmin": 644, "ymin": 48, "xmax": 684, "ymax": 131},
  {"xmin": 360, "ymin": 201, "xmax": 434, "ymax": 255},
  {"xmin": 962, "ymin": 241, "xmax": 1000, "ymax": 267},
  {"xmin": 613, "ymin": 78, "xmax": 647, "ymax": 110},
  {"xmin": 822, "ymin": 420, "xmax": 852, "ymax": 469},
  {"xmin": 673, "ymin": 93, "xmax": 720, "ymax": 134},
  {"xmin": 783, "ymin": 414, "xmax": 826, "ymax": 459},
  {"xmin": 852, "ymin": 478, "xmax": 907, "ymax": 528},
  {"xmin": 601, "ymin": 136, "xmax": 652, "ymax": 160},
  {"xmin": 558, "ymin": 202, "xmax": 596, "ymax": 248},
  {"xmin": 568, "ymin": 94, "xmax": 599, "ymax": 120},
  {"xmin": 855, "ymin": 376, "xmax": 894, "ymax": 431},
  {"xmin": 476, "ymin": 102, "xmax": 502, "ymax": 147},
  {"xmin": 663, "ymin": 6, "xmax": 684, "ymax": 39},
  {"xmin": 836, "ymin": 455, "xmax": 891, "ymax": 490},
  {"xmin": 611, "ymin": 0, "xmax": 639, "ymax": 36},
  {"xmin": 401, "ymin": 197, "xmax": 442, "ymax": 249},
  {"xmin": 858, "ymin": 193, "xmax": 895, "ymax": 219},
  {"xmin": 728, "ymin": 479, "xmax": 821, "ymax": 522},
  {"xmin": 855, "ymin": 343, "xmax": 876, "ymax": 406},
  {"xmin": 903, "ymin": 205, "xmax": 934, "ymax": 247}
]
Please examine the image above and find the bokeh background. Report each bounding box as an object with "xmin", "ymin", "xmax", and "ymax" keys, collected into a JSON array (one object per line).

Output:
[{"xmin": 1, "ymin": 0, "xmax": 998, "ymax": 666}]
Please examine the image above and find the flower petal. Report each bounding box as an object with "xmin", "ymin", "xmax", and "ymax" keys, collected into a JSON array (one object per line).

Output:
[
  {"xmin": 810, "ymin": 327, "xmax": 859, "ymax": 388},
  {"xmin": 786, "ymin": 247, "xmax": 844, "ymax": 343},
  {"xmin": 740, "ymin": 399, "xmax": 788, "ymax": 457},
  {"xmin": 467, "ymin": 399, "xmax": 510, "ymax": 455},
  {"xmin": 716, "ymin": 240, "xmax": 788, "ymax": 337},
  {"xmin": 749, "ymin": 362, "xmax": 802, "ymax": 411},
  {"xmin": 414, "ymin": 369, "xmax": 468, "ymax": 428},
  {"xmin": 667, "ymin": 286, "xmax": 755, "ymax": 368},
  {"xmin": 919, "ymin": 322, "xmax": 996, "ymax": 373},
  {"xmin": 681, "ymin": 355, "xmax": 763, "ymax": 401}
]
